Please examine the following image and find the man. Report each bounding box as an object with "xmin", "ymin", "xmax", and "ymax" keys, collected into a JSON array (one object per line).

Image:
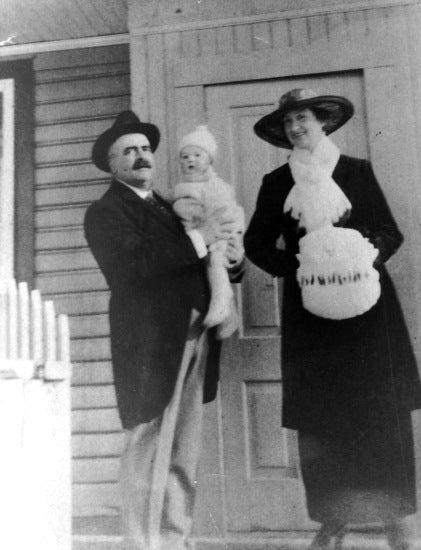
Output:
[{"xmin": 84, "ymin": 111, "xmax": 244, "ymax": 550}]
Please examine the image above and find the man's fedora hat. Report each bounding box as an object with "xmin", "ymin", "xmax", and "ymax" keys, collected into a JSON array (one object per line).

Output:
[
  {"xmin": 254, "ymin": 88, "xmax": 354, "ymax": 149},
  {"xmin": 92, "ymin": 110, "xmax": 160, "ymax": 172}
]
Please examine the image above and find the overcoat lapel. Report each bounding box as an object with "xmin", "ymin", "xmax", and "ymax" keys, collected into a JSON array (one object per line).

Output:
[
  {"xmin": 332, "ymin": 155, "xmax": 353, "ymax": 197},
  {"xmin": 109, "ymin": 181, "xmax": 181, "ymax": 233}
]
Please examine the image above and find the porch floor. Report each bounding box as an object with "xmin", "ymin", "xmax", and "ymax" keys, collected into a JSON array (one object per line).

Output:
[{"xmin": 72, "ymin": 517, "xmax": 420, "ymax": 550}]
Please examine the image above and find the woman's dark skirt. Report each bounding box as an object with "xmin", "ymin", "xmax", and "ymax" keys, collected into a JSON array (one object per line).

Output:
[{"xmin": 298, "ymin": 407, "xmax": 417, "ymax": 524}]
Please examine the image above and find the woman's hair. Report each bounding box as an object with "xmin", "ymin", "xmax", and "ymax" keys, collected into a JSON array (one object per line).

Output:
[{"xmin": 310, "ymin": 103, "xmax": 344, "ymax": 132}]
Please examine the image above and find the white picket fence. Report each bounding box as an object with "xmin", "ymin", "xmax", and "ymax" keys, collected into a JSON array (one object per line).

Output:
[{"xmin": 0, "ymin": 279, "xmax": 72, "ymax": 550}]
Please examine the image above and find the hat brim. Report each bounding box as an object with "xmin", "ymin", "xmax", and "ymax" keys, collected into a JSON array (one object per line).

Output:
[
  {"xmin": 254, "ymin": 95, "xmax": 354, "ymax": 149},
  {"xmin": 92, "ymin": 122, "xmax": 160, "ymax": 172}
]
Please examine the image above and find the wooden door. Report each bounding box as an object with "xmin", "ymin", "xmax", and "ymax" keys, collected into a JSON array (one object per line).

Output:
[{"xmin": 206, "ymin": 72, "xmax": 368, "ymax": 532}]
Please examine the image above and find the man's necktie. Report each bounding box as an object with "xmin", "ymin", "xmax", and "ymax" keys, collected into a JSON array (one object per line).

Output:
[{"xmin": 145, "ymin": 194, "xmax": 173, "ymax": 218}]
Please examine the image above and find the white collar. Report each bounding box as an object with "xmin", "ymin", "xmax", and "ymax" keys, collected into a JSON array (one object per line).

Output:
[{"xmin": 118, "ymin": 179, "xmax": 152, "ymax": 200}]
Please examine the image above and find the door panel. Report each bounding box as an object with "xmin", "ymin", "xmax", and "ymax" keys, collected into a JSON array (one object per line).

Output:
[{"xmin": 206, "ymin": 72, "xmax": 367, "ymax": 531}]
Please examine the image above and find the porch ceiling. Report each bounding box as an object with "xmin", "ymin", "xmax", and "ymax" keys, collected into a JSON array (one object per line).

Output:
[{"xmin": 0, "ymin": 0, "xmax": 128, "ymax": 46}]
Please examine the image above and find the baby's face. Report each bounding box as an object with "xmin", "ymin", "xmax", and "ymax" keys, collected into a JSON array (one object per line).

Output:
[{"xmin": 179, "ymin": 145, "xmax": 211, "ymax": 178}]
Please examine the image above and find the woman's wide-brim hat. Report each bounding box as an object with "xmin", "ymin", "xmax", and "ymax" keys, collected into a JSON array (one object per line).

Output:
[
  {"xmin": 254, "ymin": 88, "xmax": 354, "ymax": 149},
  {"xmin": 92, "ymin": 110, "xmax": 160, "ymax": 172}
]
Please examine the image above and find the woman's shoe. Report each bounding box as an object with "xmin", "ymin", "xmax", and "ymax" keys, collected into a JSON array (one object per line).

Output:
[
  {"xmin": 385, "ymin": 521, "xmax": 409, "ymax": 550},
  {"xmin": 309, "ymin": 523, "xmax": 346, "ymax": 550},
  {"xmin": 333, "ymin": 528, "xmax": 346, "ymax": 550}
]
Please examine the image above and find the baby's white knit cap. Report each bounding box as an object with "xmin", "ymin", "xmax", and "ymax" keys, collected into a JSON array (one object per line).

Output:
[{"xmin": 179, "ymin": 125, "xmax": 217, "ymax": 160}]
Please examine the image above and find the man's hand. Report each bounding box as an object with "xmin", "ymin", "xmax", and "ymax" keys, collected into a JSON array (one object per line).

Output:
[{"xmin": 196, "ymin": 207, "xmax": 236, "ymax": 245}]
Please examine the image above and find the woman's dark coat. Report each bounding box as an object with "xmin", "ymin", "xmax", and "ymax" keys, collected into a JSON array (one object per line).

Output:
[
  {"xmin": 84, "ymin": 181, "xmax": 226, "ymax": 430},
  {"xmin": 244, "ymin": 155, "xmax": 421, "ymax": 437}
]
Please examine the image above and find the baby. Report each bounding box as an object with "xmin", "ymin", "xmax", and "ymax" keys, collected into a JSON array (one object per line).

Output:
[{"xmin": 173, "ymin": 125, "xmax": 245, "ymax": 339}]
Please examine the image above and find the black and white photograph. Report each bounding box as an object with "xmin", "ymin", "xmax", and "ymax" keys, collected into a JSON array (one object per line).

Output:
[{"xmin": 0, "ymin": 1, "xmax": 420, "ymax": 550}]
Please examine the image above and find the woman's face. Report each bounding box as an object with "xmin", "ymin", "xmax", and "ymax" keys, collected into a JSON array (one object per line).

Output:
[{"xmin": 283, "ymin": 108, "xmax": 326, "ymax": 151}]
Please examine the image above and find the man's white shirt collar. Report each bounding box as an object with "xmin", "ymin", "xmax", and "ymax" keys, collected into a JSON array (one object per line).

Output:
[{"xmin": 118, "ymin": 179, "xmax": 152, "ymax": 200}]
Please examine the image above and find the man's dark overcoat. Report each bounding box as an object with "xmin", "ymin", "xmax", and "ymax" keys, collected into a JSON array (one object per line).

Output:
[
  {"xmin": 244, "ymin": 155, "xmax": 421, "ymax": 436},
  {"xmin": 84, "ymin": 181, "xmax": 222, "ymax": 430}
]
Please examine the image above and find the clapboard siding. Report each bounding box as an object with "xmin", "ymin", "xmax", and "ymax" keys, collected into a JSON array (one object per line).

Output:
[
  {"xmin": 36, "ymin": 75, "xmax": 130, "ymax": 105},
  {"xmin": 34, "ymin": 44, "xmax": 129, "ymax": 71},
  {"xmin": 33, "ymin": 44, "xmax": 130, "ymax": 518},
  {"xmin": 73, "ymin": 484, "xmax": 121, "ymax": 517},
  {"xmin": 72, "ymin": 384, "xmax": 117, "ymax": 410},
  {"xmin": 36, "ymin": 94, "xmax": 130, "ymax": 126},
  {"xmin": 72, "ymin": 362, "xmax": 114, "ymax": 386},
  {"xmin": 36, "ymin": 204, "xmax": 90, "ymax": 228},
  {"xmin": 36, "ymin": 181, "xmax": 109, "ymax": 209},
  {"xmin": 36, "ymin": 62, "xmax": 129, "ymax": 86},
  {"xmin": 73, "ymin": 408, "xmax": 121, "ymax": 433},
  {"xmin": 72, "ymin": 337, "xmax": 111, "ymax": 362},
  {"xmin": 46, "ymin": 292, "xmax": 110, "ymax": 316},
  {"xmin": 69, "ymin": 314, "xmax": 110, "ymax": 339},
  {"xmin": 37, "ymin": 162, "xmax": 101, "ymax": 185},
  {"xmin": 36, "ymin": 141, "xmax": 97, "ymax": 165},
  {"xmin": 37, "ymin": 271, "xmax": 108, "ymax": 295},
  {"xmin": 36, "ymin": 248, "xmax": 97, "ymax": 272},
  {"xmin": 73, "ymin": 433, "xmax": 124, "ymax": 458},
  {"xmin": 73, "ymin": 457, "xmax": 121, "ymax": 484},
  {"xmin": 36, "ymin": 117, "xmax": 115, "ymax": 144},
  {"xmin": 36, "ymin": 227, "xmax": 87, "ymax": 251}
]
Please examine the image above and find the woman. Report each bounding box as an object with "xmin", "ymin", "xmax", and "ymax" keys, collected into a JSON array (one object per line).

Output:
[{"xmin": 244, "ymin": 88, "xmax": 421, "ymax": 550}]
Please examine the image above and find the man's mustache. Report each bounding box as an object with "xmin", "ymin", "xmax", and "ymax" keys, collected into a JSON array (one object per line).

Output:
[{"xmin": 133, "ymin": 160, "xmax": 152, "ymax": 170}]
